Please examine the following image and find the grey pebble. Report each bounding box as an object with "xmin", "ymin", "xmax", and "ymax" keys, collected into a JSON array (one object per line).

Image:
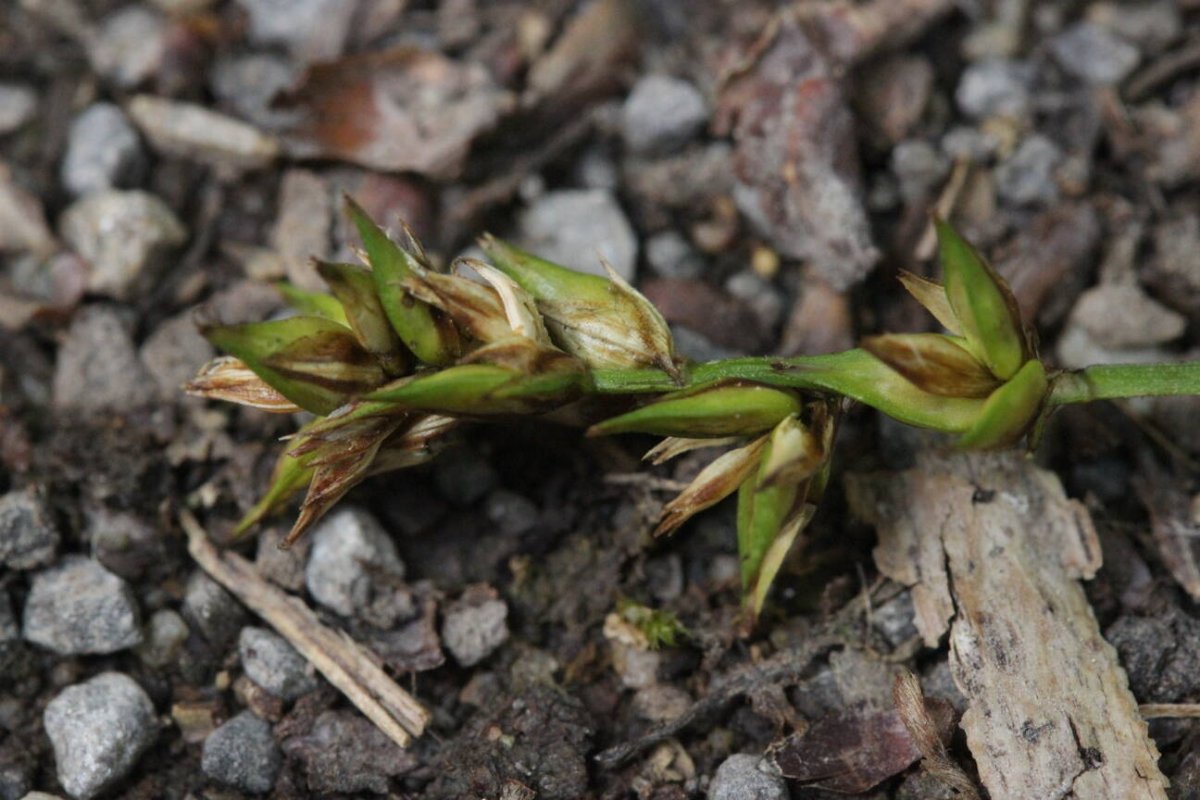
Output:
[
  {"xmin": 483, "ymin": 489, "xmax": 539, "ymax": 537},
  {"xmin": 209, "ymin": 53, "xmax": 299, "ymax": 130},
  {"xmin": 305, "ymin": 508, "xmax": 405, "ymax": 618},
  {"xmin": 995, "ymin": 134, "xmax": 1062, "ymax": 206},
  {"xmin": 622, "ymin": 75, "xmax": 708, "ymax": 155},
  {"xmin": 87, "ymin": 6, "xmax": 167, "ymax": 89},
  {"xmin": 135, "ymin": 609, "xmax": 189, "ymax": 669},
  {"xmin": 433, "ymin": 447, "xmax": 498, "ymax": 507},
  {"xmin": 61, "ymin": 104, "xmax": 144, "ymax": 197},
  {"xmin": 519, "ymin": 189, "xmax": 638, "ymax": 281},
  {"xmin": 442, "ymin": 585, "xmax": 510, "ymax": 667},
  {"xmin": 955, "ymin": 58, "xmax": 1034, "ymax": 120},
  {"xmin": 891, "ymin": 139, "xmax": 951, "ymax": 203},
  {"xmin": 139, "ymin": 311, "xmax": 216, "ymax": 401},
  {"xmin": 43, "ymin": 673, "xmax": 157, "ymax": 800},
  {"xmin": 201, "ymin": 711, "xmax": 282, "ymax": 794},
  {"xmin": 724, "ymin": 271, "xmax": 784, "ymax": 331},
  {"xmin": 127, "ymin": 95, "xmax": 279, "ymax": 173},
  {"xmin": 183, "ymin": 571, "xmax": 248, "ymax": 650},
  {"xmin": 0, "ymin": 489, "xmax": 59, "ymax": 570},
  {"xmin": 23, "ymin": 556, "xmax": 142, "ymax": 655},
  {"xmin": 59, "ymin": 190, "xmax": 187, "ymax": 300},
  {"xmin": 646, "ymin": 230, "xmax": 704, "ymax": 279},
  {"xmin": 708, "ymin": 753, "xmax": 787, "ymax": 800},
  {"xmin": 0, "ymin": 83, "xmax": 37, "ymax": 135},
  {"xmin": 1050, "ymin": 22, "xmax": 1140, "ymax": 86},
  {"xmin": 51, "ymin": 305, "xmax": 159, "ymax": 413},
  {"xmin": 234, "ymin": 0, "xmax": 356, "ymax": 63},
  {"xmin": 238, "ymin": 626, "xmax": 318, "ymax": 701}
]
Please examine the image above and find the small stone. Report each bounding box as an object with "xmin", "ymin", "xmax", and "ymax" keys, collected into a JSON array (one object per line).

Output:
[
  {"xmin": 201, "ymin": 711, "xmax": 282, "ymax": 794},
  {"xmin": 1097, "ymin": 1, "xmax": 1180, "ymax": 51},
  {"xmin": 995, "ymin": 135, "xmax": 1062, "ymax": 206},
  {"xmin": 51, "ymin": 305, "xmax": 158, "ymax": 413},
  {"xmin": 645, "ymin": 231, "xmax": 704, "ymax": 279},
  {"xmin": 632, "ymin": 685, "xmax": 692, "ymax": 722},
  {"xmin": 305, "ymin": 508, "xmax": 405, "ymax": 618},
  {"xmin": 235, "ymin": 0, "xmax": 357, "ymax": 63},
  {"xmin": 941, "ymin": 126, "xmax": 1001, "ymax": 163},
  {"xmin": 59, "ymin": 190, "xmax": 187, "ymax": 300},
  {"xmin": 483, "ymin": 490, "xmax": 539, "ymax": 537},
  {"xmin": 433, "ymin": 447, "xmax": 498, "ymax": 507},
  {"xmin": 87, "ymin": 7, "xmax": 167, "ymax": 89},
  {"xmin": 1070, "ymin": 284, "xmax": 1186, "ymax": 349},
  {"xmin": 282, "ymin": 710, "xmax": 418, "ymax": 794},
  {"xmin": 708, "ymin": 753, "xmax": 787, "ymax": 800},
  {"xmin": 87, "ymin": 506, "xmax": 167, "ymax": 580},
  {"xmin": 183, "ymin": 571, "xmax": 248, "ymax": 650},
  {"xmin": 254, "ymin": 526, "xmax": 310, "ymax": 592},
  {"xmin": 1107, "ymin": 607, "xmax": 1200, "ymax": 703},
  {"xmin": 209, "ymin": 53, "xmax": 299, "ymax": 130},
  {"xmin": 139, "ymin": 312, "xmax": 216, "ymax": 400},
  {"xmin": 23, "ymin": 556, "xmax": 142, "ymax": 655},
  {"xmin": 270, "ymin": 169, "xmax": 331, "ymax": 291},
  {"xmin": 43, "ymin": 673, "xmax": 157, "ymax": 800},
  {"xmin": 611, "ymin": 644, "xmax": 660, "ymax": 690},
  {"xmin": 724, "ymin": 271, "xmax": 784, "ymax": 332},
  {"xmin": 518, "ymin": 189, "xmax": 638, "ymax": 281},
  {"xmin": 60, "ymin": 104, "xmax": 145, "ymax": 197},
  {"xmin": 955, "ymin": 58, "xmax": 1034, "ymax": 120},
  {"xmin": 238, "ymin": 627, "xmax": 318, "ymax": 701},
  {"xmin": 621, "ymin": 75, "xmax": 708, "ymax": 155},
  {"xmin": 128, "ymin": 95, "xmax": 279, "ymax": 173},
  {"xmin": 1050, "ymin": 22, "xmax": 1140, "ymax": 86},
  {"xmin": 0, "ymin": 166, "xmax": 55, "ymax": 257},
  {"xmin": 855, "ymin": 55, "xmax": 934, "ymax": 147},
  {"xmin": 442, "ymin": 584, "xmax": 510, "ymax": 667},
  {"xmin": 891, "ymin": 139, "xmax": 951, "ymax": 203},
  {"xmin": 0, "ymin": 83, "xmax": 36, "ymax": 135},
  {"xmin": 135, "ymin": 609, "xmax": 189, "ymax": 668},
  {"xmin": 0, "ymin": 488, "xmax": 59, "ymax": 570}
]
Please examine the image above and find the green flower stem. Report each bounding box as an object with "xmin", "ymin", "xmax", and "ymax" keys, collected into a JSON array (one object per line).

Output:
[
  {"xmin": 1048, "ymin": 362, "xmax": 1200, "ymax": 406},
  {"xmin": 591, "ymin": 349, "xmax": 985, "ymax": 433},
  {"xmin": 593, "ymin": 355, "xmax": 1200, "ymax": 433}
]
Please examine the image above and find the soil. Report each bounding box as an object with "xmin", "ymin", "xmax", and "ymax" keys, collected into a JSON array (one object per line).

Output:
[{"xmin": 4, "ymin": 1, "xmax": 1200, "ymax": 798}]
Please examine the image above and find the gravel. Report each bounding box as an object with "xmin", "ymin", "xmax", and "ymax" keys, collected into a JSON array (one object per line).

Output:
[
  {"xmin": 305, "ymin": 507, "xmax": 406, "ymax": 618},
  {"xmin": 22, "ymin": 556, "xmax": 142, "ymax": 655},
  {"xmin": 238, "ymin": 626, "xmax": 319, "ymax": 701},
  {"xmin": 60, "ymin": 103, "xmax": 145, "ymax": 197},
  {"xmin": 955, "ymin": 58, "xmax": 1034, "ymax": 120},
  {"xmin": 234, "ymin": 0, "xmax": 357, "ymax": 63},
  {"xmin": 1050, "ymin": 22, "xmax": 1140, "ymax": 86},
  {"xmin": 86, "ymin": 6, "xmax": 167, "ymax": 89},
  {"xmin": 43, "ymin": 673, "xmax": 158, "ymax": 800},
  {"xmin": 891, "ymin": 138, "xmax": 951, "ymax": 203},
  {"xmin": 127, "ymin": 95, "xmax": 280, "ymax": 173},
  {"xmin": 182, "ymin": 571, "xmax": 248, "ymax": 650},
  {"xmin": 708, "ymin": 753, "xmax": 788, "ymax": 800},
  {"xmin": 201, "ymin": 711, "xmax": 282, "ymax": 794},
  {"xmin": 283, "ymin": 710, "xmax": 417, "ymax": 794},
  {"xmin": 58, "ymin": 190, "xmax": 187, "ymax": 300},
  {"xmin": 138, "ymin": 312, "xmax": 217, "ymax": 400},
  {"xmin": 0, "ymin": 489, "xmax": 59, "ymax": 571},
  {"xmin": 518, "ymin": 189, "xmax": 638, "ymax": 281},
  {"xmin": 0, "ymin": 83, "xmax": 36, "ymax": 135},
  {"xmin": 645, "ymin": 230, "xmax": 704, "ymax": 279},
  {"xmin": 432, "ymin": 446, "xmax": 498, "ymax": 507},
  {"xmin": 134, "ymin": 609, "xmax": 189, "ymax": 668},
  {"xmin": 51, "ymin": 305, "xmax": 159, "ymax": 413},
  {"xmin": 995, "ymin": 134, "xmax": 1063, "ymax": 206},
  {"xmin": 621, "ymin": 75, "xmax": 708, "ymax": 155},
  {"xmin": 1069, "ymin": 284, "xmax": 1186, "ymax": 349},
  {"xmin": 441, "ymin": 584, "xmax": 510, "ymax": 667}
]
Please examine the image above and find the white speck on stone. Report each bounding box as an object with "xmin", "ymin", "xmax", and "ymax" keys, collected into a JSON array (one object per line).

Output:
[
  {"xmin": 305, "ymin": 508, "xmax": 405, "ymax": 617},
  {"xmin": 43, "ymin": 672, "xmax": 158, "ymax": 800},
  {"xmin": 518, "ymin": 189, "xmax": 638, "ymax": 282},
  {"xmin": 59, "ymin": 190, "xmax": 187, "ymax": 300},
  {"xmin": 23, "ymin": 556, "xmax": 142, "ymax": 655}
]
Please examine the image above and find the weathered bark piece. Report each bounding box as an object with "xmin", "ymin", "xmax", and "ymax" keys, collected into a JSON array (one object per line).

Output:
[{"xmin": 847, "ymin": 452, "xmax": 1167, "ymax": 800}]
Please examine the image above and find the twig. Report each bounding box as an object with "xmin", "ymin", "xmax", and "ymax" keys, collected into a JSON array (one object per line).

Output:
[
  {"xmin": 1140, "ymin": 704, "xmax": 1200, "ymax": 719},
  {"xmin": 180, "ymin": 511, "xmax": 430, "ymax": 748},
  {"xmin": 1125, "ymin": 36, "xmax": 1200, "ymax": 101}
]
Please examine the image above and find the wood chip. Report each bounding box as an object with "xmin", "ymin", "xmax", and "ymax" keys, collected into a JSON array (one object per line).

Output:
[
  {"xmin": 847, "ymin": 452, "xmax": 1168, "ymax": 800},
  {"xmin": 181, "ymin": 511, "xmax": 429, "ymax": 748}
]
